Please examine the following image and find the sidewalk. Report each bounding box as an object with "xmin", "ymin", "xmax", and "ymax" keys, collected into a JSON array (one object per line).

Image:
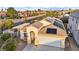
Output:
[{"xmin": 16, "ymin": 40, "xmax": 27, "ymax": 51}]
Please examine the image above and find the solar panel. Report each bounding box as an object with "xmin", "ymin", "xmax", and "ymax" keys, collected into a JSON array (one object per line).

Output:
[
  {"xmin": 55, "ymin": 19, "xmax": 62, "ymax": 24},
  {"xmin": 54, "ymin": 21, "xmax": 64, "ymax": 29}
]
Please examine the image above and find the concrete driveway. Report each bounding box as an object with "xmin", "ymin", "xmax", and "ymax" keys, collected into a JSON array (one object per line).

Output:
[
  {"xmin": 64, "ymin": 37, "xmax": 79, "ymax": 51},
  {"xmin": 22, "ymin": 44, "xmax": 64, "ymax": 51}
]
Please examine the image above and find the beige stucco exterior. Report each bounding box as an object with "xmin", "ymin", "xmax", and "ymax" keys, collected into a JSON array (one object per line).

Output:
[
  {"xmin": 37, "ymin": 24, "xmax": 67, "ymax": 48},
  {"xmin": 26, "ymin": 18, "xmax": 67, "ymax": 48},
  {"xmin": 12, "ymin": 17, "xmax": 67, "ymax": 48}
]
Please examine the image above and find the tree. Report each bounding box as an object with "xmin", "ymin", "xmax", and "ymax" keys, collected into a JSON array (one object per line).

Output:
[
  {"xmin": 1, "ymin": 33, "xmax": 11, "ymax": 41},
  {"xmin": 0, "ymin": 21, "xmax": 3, "ymax": 30},
  {"xmin": 4, "ymin": 19, "xmax": 14, "ymax": 29},
  {"xmin": 73, "ymin": 9, "xmax": 79, "ymax": 13},
  {"xmin": 0, "ymin": 29, "xmax": 3, "ymax": 35},
  {"xmin": 0, "ymin": 19, "xmax": 14, "ymax": 30},
  {"xmin": 1, "ymin": 38, "xmax": 16, "ymax": 51},
  {"xmin": 38, "ymin": 9, "xmax": 41, "ymax": 11},
  {"xmin": 7, "ymin": 7, "xmax": 18, "ymax": 19},
  {"xmin": 46, "ymin": 11, "xmax": 51, "ymax": 16},
  {"xmin": 0, "ymin": 38, "xmax": 4, "ymax": 47},
  {"xmin": 46, "ymin": 11, "xmax": 60, "ymax": 17}
]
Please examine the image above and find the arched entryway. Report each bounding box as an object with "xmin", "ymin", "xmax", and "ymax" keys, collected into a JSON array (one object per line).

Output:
[{"xmin": 30, "ymin": 31, "xmax": 35, "ymax": 45}]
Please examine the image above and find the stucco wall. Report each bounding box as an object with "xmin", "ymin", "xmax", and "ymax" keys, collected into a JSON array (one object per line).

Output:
[
  {"xmin": 39, "ymin": 24, "xmax": 67, "ymax": 36},
  {"xmin": 26, "ymin": 26, "xmax": 38, "ymax": 44},
  {"xmin": 38, "ymin": 34, "xmax": 65, "ymax": 48}
]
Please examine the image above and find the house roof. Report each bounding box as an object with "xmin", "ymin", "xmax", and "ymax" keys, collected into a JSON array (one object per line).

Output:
[
  {"xmin": 45, "ymin": 17, "xmax": 64, "ymax": 30},
  {"xmin": 53, "ymin": 19, "xmax": 64, "ymax": 29},
  {"xmin": 13, "ymin": 23, "xmax": 30, "ymax": 29},
  {"xmin": 32, "ymin": 21, "xmax": 43, "ymax": 29},
  {"xmin": 31, "ymin": 17, "xmax": 64, "ymax": 30},
  {"xmin": 70, "ymin": 12, "xmax": 79, "ymax": 18}
]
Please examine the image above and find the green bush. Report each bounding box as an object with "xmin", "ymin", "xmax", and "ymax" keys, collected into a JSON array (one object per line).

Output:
[
  {"xmin": 2, "ymin": 39, "xmax": 16, "ymax": 51},
  {"xmin": 0, "ymin": 29, "xmax": 3, "ymax": 35},
  {"xmin": 0, "ymin": 38, "xmax": 4, "ymax": 47},
  {"xmin": 1, "ymin": 33, "xmax": 11, "ymax": 41},
  {"xmin": 4, "ymin": 19, "xmax": 14, "ymax": 29},
  {"xmin": 46, "ymin": 11, "xmax": 60, "ymax": 17}
]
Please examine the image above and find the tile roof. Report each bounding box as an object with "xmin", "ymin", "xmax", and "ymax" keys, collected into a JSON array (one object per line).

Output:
[
  {"xmin": 70, "ymin": 12, "xmax": 79, "ymax": 18},
  {"xmin": 32, "ymin": 22, "xmax": 43, "ymax": 29}
]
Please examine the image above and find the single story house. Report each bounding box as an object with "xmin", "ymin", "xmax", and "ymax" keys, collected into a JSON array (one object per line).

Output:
[
  {"xmin": 26, "ymin": 17, "xmax": 67, "ymax": 48},
  {"xmin": 12, "ymin": 17, "xmax": 67, "ymax": 48}
]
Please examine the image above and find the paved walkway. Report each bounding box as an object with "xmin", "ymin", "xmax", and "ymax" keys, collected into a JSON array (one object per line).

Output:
[
  {"xmin": 64, "ymin": 23, "xmax": 79, "ymax": 51},
  {"xmin": 16, "ymin": 40, "xmax": 27, "ymax": 51},
  {"xmin": 15, "ymin": 37, "xmax": 79, "ymax": 51},
  {"xmin": 64, "ymin": 37, "xmax": 79, "ymax": 51},
  {"xmin": 23, "ymin": 44, "xmax": 64, "ymax": 51},
  {"xmin": 68, "ymin": 37, "xmax": 79, "ymax": 51}
]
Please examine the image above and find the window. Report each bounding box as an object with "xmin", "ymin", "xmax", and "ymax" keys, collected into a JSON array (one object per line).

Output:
[
  {"xmin": 13, "ymin": 29, "xmax": 18, "ymax": 38},
  {"xmin": 46, "ymin": 28, "xmax": 57, "ymax": 34},
  {"xmin": 72, "ymin": 18, "xmax": 74, "ymax": 21},
  {"xmin": 14, "ymin": 29, "xmax": 18, "ymax": 32},
  {"xmin": 70, "ymin": 26, "xmax": 72, "ymax": 30},
  {"xmin": 24, "ymin": 33, "xmax": 27, "ymax": 37},
  {"xmin": 76, "ymin": 18, "xmax": 78, "ymax": 23}
]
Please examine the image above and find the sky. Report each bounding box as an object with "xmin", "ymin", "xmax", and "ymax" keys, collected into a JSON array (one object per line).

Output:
[
  {"xmin": 0, "ymin": 0, "xmax": 79, "ymax": 11},
  {"xmin": 0, "ymin": 7, "xmax": 79, "ymax": 11},
  {"xmin": 0, "ymin": 0, "xmax": 79, "ymax": 7}
]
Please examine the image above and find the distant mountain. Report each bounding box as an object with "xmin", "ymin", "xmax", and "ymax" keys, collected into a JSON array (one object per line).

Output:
[{"xmin": 0, "ymin": 7, "xmax": 79, "ymax": 11}]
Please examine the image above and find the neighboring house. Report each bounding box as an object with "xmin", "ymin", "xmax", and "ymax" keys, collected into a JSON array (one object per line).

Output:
[
  {"xmin": 0, "ymin": 11, "xmax": 6, "ymax": 19},
  {"xmin": 12, "ymin": 23, "xmax": 30, "ymax": 40},
  {"xmin": 12, "ymin": 17, "xmax": 67, "ymax": 48},
  {"xmin": 68, "ymin": 12, "xmax": 79, "ymax": 46},
  {"xmin": 18, "ymin": 10, "xmax": 46, "ymax": 18}
]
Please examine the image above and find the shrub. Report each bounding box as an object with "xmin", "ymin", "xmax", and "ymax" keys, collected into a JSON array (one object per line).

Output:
[
  {"xmin": 1, "ymin": 33, "xmax": 11, "ymax": 41},
  {"xmin": 2, "ymin": 38, "xmax": 16, "ymax": 51},
  {"xmin": 0, "ymin": 38, "xmax": 4, "ymax": 47}
]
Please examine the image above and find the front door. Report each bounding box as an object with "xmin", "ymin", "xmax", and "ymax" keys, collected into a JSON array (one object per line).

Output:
[{"xmin": 30, "ymin": 31, "xmax": 35, "ymax": 45}]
